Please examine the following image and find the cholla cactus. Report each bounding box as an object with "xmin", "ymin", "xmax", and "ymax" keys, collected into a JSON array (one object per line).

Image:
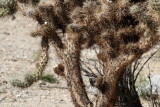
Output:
[{"xmin": 1, "ymin": 0, "xmax": 160, "ymax": 106}]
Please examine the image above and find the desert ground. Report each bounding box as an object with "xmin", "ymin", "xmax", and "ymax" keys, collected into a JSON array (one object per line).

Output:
[{"xmin": 0, "ymin": 12, "xmax": 159, "ymax": 107}]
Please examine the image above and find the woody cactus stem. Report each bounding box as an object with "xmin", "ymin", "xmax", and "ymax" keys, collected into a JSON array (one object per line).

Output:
[
  {"xmin": 63, "ymin": 31, "xmax": 92, "ymax": 107},
  {"xmin": 106, "ymin": 55, "xmax": 141, "ymax": 107}
]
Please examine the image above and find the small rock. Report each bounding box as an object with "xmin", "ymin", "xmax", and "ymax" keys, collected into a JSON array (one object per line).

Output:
[
  {"xmin": 3, "ymin": 32, "xmax": 10, "ymax": 35},
  {"xmin": 59, "ymin": 99, "xmax": 65, "ymax": 103},
  {"xmin": 11, "ymin": 59, "xmax": 17, "ymax": 62},
  {"xmin": 3, "ymin": 80, "xmax": 8, "ymax": 84},
  {"xmin": 39, "ymin": 81, "xmax": 46, "ymax": 86}
]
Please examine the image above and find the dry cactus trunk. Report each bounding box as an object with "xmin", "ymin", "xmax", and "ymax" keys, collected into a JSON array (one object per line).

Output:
[
  {"xmin": 114, "ymin": 67, "xmax": 142, "ymax": 107},
  {"xmin": 63, "ymin": 31, "xmax": 92, "ymax": 106}
]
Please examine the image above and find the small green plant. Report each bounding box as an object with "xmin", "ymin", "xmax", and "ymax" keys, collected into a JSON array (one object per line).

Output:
[
  {"xmin": 41, "ymin": 74, "xmax": 59, "ymax": 84},
  {"xmin": 11, "ymin": 73, "xmax": 58, "ymax": 88}
]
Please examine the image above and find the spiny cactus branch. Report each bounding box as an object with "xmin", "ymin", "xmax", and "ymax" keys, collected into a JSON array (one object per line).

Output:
[{"xmin": 35, "ymin": 36, "xmax": 49, "ymax": 78}]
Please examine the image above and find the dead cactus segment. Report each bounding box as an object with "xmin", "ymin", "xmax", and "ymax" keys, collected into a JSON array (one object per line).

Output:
[{"xmin": 54, "ymin": 64, "xmax": 65, "ymax": 77}]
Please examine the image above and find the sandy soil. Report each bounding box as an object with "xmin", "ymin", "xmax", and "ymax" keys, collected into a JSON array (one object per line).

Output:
[{"xmin": 0, "ymin": 13, "xmax": 159, "ymax": 107}]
